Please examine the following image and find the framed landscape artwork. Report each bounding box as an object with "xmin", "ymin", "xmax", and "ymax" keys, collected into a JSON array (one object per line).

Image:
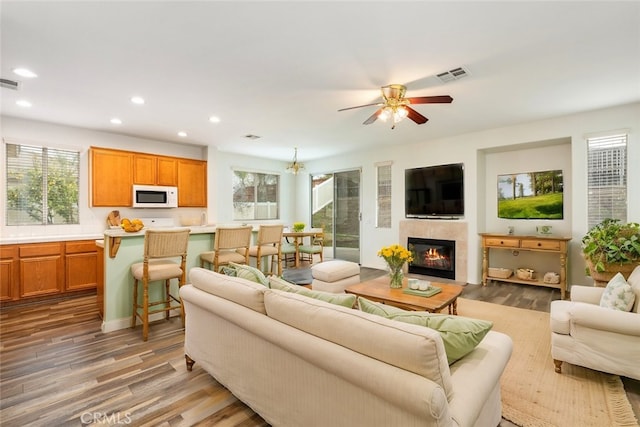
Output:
[{"xmin": 497, "ymin": 170, "xmax": 564, "ymax": 219}]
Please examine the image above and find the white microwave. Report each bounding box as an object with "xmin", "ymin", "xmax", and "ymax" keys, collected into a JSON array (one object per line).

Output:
[{"xmin": 132, "ymin": 185, "xmax": 178, "ymax": 208}]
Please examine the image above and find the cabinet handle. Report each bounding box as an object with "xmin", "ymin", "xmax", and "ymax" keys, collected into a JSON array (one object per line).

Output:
[
  {"xmin": 537, "ymin": 243, "xmax": 542, "ymax": 247},
  {"xmin": 500, "ymin": 241, "xmax": 504, "ymax": 244}
]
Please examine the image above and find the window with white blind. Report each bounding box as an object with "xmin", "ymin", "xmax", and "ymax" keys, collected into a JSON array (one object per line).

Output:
[
  {"xmin": 376, "ymin": 162, "xmax": 392, "ymax": 228},
  {"xmin": 5, "ymin": 142, "xmax": 80, "ymax": 225},
  {"xmin": 232, "ymin": 169, "xmax": 280, "ymax": 220},
  {"xmin": 586, "ymin": 133, "xmax": 627, "ymax": 229}
]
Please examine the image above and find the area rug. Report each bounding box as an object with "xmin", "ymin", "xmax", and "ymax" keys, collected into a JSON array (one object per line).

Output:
[{"xmin": 457, "ymin": 298, "xmax": 638, "ymax": 427}]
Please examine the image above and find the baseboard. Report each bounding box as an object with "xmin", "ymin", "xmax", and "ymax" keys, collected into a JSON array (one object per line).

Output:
[{"xmin": 101, "ymin": 309, "xmax": 181, "ymax": 333}]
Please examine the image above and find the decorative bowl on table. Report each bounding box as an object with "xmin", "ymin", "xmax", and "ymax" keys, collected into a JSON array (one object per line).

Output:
[{"xmin": 121, "ymin": 218, "xmax": 144, "ymax": 232}]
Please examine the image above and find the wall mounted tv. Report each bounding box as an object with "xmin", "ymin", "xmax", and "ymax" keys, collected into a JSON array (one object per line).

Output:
[{"xmin": 405, "ymin": 163, "xmax": 464, "ymax": 218}]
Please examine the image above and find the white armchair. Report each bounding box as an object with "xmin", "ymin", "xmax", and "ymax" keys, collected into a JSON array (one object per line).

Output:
[{"xmin": 550, "ymin": 266, "xmax": 640, "ymax": 380}]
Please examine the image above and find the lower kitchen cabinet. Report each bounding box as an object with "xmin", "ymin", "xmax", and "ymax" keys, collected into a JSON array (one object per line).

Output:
[
  {"xmin": 65, "ymin": 241, "xmax": 98, "ymax": 291},
  {"xmin": 0, "ymin": 240, "xmax": 97, "ymax": 304},
  {"xmin": 1, "ymin": 246, "xmax": 19, "ymax": 302}
]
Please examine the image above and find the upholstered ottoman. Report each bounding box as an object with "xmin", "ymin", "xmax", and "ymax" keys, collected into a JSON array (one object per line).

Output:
[{"xmin": 311, "ymin": 260, "xmax": 360, "ymax": 293}]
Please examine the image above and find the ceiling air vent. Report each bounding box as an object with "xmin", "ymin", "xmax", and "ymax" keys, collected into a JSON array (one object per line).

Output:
[
  {"xmin": 0, "ymin": 78, "xmax": 21, "ymax": 90},
  {"xmin": 244, "ymin": 134, "xmax": 261, "ymax": 140},
  {"xmin": 436, "ymin": 67, "xmax": 470, "ymax": 83}
]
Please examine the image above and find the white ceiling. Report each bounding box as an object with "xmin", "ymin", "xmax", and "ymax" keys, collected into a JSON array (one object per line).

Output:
[{"xmin": 2, "ymin": 1, "xmax": 639, "ymax": 163}]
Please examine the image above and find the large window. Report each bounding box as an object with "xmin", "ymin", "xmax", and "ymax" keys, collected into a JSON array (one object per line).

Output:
[
  {"xmin": 232, "ymin": 170, "xmax": 279, "ymax": 220},
  {"xmin": 376, "ymin": 162, "xmax": 392, "ymax": 228},
  {"xmin": 587, "ymin": 133, "xmax": 627, "ymax": 229},
  {"xmin": 5, "ymin": 142, "xmax": 80, "ymax": 225}
]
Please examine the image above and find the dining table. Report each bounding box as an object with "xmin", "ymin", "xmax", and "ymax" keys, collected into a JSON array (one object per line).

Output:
[{"xmin": 282, "ymin": 229, "xmax": 321, "ymax": 268}]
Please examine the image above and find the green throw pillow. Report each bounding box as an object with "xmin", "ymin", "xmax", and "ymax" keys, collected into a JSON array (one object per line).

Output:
[
  {"xmin": 356, "ymin": 297, "xmax": 492, "ymax": 364},
  {"xmin": 229, "ymin": 262, "xmax": 269, "ymax": 287},
  {"xmin": 269, "ymin": 276, "xmax": 356, "ymax": 308},
  {"xmin": 357, "ymin": 296, "xmax": 407, "ymax": 317},
  {"xmin": 600, "ymin": 272, "xmax": 635, "ymax": 311},
  {"xmin": 220, "ymin": 265, "xmax": 237, "ymax": 277}
]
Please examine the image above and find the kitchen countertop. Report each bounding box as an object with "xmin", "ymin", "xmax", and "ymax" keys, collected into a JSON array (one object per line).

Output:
[
  {"xmin": 0, "ymin": 234, "xmax": 105, "ymax": 245},
  {"xmin": 103, "ymin": 225, "xmax": 217, "ymax": 238},
  {"xmin": 0, "ymin": 226, "xmax": 219, "ymax": 245}
]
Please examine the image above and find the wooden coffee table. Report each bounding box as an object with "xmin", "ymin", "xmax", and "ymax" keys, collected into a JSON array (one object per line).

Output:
[{"xmin": 345, "ymin": 276, "xmax": 463, "ymax": 314}]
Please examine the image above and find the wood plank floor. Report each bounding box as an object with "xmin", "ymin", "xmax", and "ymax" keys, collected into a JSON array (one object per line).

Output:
[{"xmin": 1, "ymin": 267, "xmax": 638, "ymax": 426}]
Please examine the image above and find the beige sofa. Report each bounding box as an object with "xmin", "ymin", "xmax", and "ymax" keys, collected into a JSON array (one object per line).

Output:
[
  {"xmin": 550, "ymin": 266, "xmax": 640, "ymax": 380},
  {"xmin": 180, "ymin": 268, "xmax": 513, "ymax": 427}
]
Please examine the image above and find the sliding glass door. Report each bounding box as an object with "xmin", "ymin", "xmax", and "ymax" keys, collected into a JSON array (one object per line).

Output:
[{"xmin": 310, "ymin": 169, "xmax": 361, "ymax": 263}]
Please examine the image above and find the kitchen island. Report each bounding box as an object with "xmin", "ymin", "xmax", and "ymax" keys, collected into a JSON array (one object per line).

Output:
[{"xmin": 100, "ymin": 226, "xmax": 216, "ymax": 332}]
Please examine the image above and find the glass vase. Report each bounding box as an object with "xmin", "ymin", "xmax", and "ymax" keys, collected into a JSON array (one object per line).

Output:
[{"xmin": 389, "ymin": 266, "xmax": 404, "ymax": 288}]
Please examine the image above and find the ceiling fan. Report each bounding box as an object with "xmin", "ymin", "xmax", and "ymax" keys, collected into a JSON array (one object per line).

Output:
[{"xmin": 338, "ymin": 84, "xmax": 453, "ymax": 129}]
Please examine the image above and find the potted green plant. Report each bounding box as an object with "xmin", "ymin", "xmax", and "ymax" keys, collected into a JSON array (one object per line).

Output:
[{"xmin": 581, "ymin": 218, "xmax": 640, "ymax": 285}]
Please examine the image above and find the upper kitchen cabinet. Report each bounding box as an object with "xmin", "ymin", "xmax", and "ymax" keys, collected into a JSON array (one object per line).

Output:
[
  {"xmin": 90, "ymin": 147, "xmax": 133, "ymax": 207},
  {"xmin": 177, "ymin": 159, "xmax": 207, "ymax": 207},
  {"xmin": 133, "ymin": 153, "xmax": 178, "ymax": 186}
]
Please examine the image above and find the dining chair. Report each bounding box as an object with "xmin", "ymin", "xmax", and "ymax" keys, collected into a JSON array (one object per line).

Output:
[
  {"xmin": 280, "ymin": 240, "xmax": 297, "ymax": 270},
  {"xmin": 248, "ymin": 224, "xmax": 284, "ymax": 276},
  {"xmin": 199, "ymin": 225, "xmax": 253, "ymax": 272},
  {"xmin": 130, "ymin": 228, "xmax": 191, "ymax": 341},
  {"xmin": 298, "ymin": 228, "xmax": 324, "ymax": 265}
]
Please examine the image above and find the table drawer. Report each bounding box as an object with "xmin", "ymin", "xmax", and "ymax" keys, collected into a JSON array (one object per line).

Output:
[
  {"xmin": 521, "ymin": 239, "xmax": 561, "ymax": 251},
  {"xmin": 484, "ymin": 237, "xmax": 520, "ymax": 248}
]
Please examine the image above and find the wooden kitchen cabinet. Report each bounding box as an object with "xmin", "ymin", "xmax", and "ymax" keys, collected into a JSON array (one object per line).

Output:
[
  {"xmin": 91, "ymin": 147, "xmax": 133, "ymax": 207},
  {"xmin": 65, "ymin": 240, "xmax": 97, "ymax": 291},
  {"xmin": 177, "ymin": 158, "xmax": 207, "ymax": 207},
  {"xmin": 19, "ymin": 243, "xmax": 64, "ymax": 298},
  {"xmin": 133, "ymin": 154, "xmax": 177, "ymax": 186},
  {"xmin": 0, "ymin": 240, "xmax": 99, "ymax": 305},
  {"xmin": 91, "ymin": 146, "xmax": 205, "ymax": 207},
  {"xmin": 0, "ymin": 245, "xmax": 19, "ymax": 302}
]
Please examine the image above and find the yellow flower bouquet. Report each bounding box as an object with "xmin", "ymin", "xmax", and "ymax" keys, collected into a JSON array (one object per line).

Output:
[{"xmin": 378, "ymin": 244, "xmax": 414, "ymax": 288}]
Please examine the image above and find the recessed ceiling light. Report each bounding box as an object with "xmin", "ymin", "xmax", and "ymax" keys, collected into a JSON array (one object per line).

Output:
[
  {"xmin": 208, "ymin": 115, "xmax": 220, "ymax": 123},
  {"xmin": 13, "ymin": 68, "xmax": 37, "ymax": 78},
  {"xmin": 110, "ymin": 118, "xmax": 122, "ymax": 125},
  {"xmin": 16, "ymin": 100, "xmax": 32, "ymax": 108},
  {"xmin": 130, "ymin": 96, "xmax": 145, "ymax": 105},
  {"xmin": 177, "ymin": 131, "xmax": 187, "ymax": 137}
]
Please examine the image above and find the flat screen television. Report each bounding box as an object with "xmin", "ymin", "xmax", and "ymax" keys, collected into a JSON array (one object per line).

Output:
[{"xmin": 405, "ymin": 163, "xmax": 464, "ymax": 218}]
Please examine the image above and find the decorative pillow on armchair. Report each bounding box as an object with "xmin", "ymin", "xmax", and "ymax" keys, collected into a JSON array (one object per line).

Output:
[{"xmin": 600, "ymin": 272, "xmax": 636, "ymax": 311}]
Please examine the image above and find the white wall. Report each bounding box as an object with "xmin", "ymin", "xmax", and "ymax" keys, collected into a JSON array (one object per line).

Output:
[
  {"xmin": 301, "ymin": 102, "xmax": 640, "ymax": 286},
  {"xmin": 2, "ymin": 101, "xmax": 639, "ymax": 287}
]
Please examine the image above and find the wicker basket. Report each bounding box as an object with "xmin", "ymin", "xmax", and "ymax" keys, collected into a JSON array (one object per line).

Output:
[
  {"xmin": 516, "ymin": 268, "xmax": 536, "ymax": 280},
  {"xmin": 488, "ymin": 267, "xmax": 513, "ymax": 279}
]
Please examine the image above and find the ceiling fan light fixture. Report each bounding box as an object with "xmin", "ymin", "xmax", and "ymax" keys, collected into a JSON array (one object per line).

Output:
[{"xmin": 285, "ymin": 147, "xmax": 305, "ymax": 175}]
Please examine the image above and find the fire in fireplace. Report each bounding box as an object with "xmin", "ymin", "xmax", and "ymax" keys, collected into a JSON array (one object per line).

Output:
[{"xmin": 407, "ymin": 237, "xmax": 455, "ymax": 279}]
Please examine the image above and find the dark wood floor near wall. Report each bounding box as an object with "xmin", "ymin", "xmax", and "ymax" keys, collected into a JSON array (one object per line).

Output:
[{"xmin": 0, "ymin": 267, "xmax": 638, "ymax": 426}]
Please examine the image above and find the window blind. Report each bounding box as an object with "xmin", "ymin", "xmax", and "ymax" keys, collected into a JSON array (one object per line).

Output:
[
  {"xmin": 5, "ymin": 143, "xmax": 80, "ymax": 225},
  {"xmin": 376, "ymin": 163, "xmax": 392, "ymax": 228},
  {"xmin": 586, "ymin": 134, "xmax": 627, "ymax": 229}
]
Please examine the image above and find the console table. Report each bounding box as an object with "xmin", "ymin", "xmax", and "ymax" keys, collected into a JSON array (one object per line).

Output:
[{"xmin": 479, "ymin": 233, "xmax": 571, "ymax": 299}]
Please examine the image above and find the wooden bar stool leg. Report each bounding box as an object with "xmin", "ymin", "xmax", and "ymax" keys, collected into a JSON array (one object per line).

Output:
[
  {"xmin": 165, "ymin": 279, "xmax": 171, "ymax": 320},
  {"xmin": 142, "ymin": 280, "xmax": 150, "ymax": 341},
  {"xmin": 131, "ymin": 279, "xmax": 138, "ymax": 328}
]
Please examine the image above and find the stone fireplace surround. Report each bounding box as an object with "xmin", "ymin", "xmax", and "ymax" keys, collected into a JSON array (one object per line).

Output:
[{"xmin": 399, "ymin": 219, "xmax": 468, "ymax": 283}]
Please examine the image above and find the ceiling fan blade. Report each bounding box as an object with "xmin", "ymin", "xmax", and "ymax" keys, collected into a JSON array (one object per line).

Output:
[
  {"xmin": 406, "ymin": 95, "xmax": 453, "ymax": 104},
  {"xmin": 338, "ymin": 102, "xmax": 384, "ymax": 112},
  {"xmin": 363, "ymin": 109, "xmax": 382, "ymax": 125},
  {"xmin": 405, "ymin": 106, "xmax": 429, "ymax": 125}
]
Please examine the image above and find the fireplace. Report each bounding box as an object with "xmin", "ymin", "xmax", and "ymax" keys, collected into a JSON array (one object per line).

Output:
[{"xmin": 407, "ymin": 237, "xmax": 456, "ymax": 280}]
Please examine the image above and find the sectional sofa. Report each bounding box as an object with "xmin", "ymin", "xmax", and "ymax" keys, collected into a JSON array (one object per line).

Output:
[{"xmin": 180, "ymin": 267, "xmax": 513, "ymax": 427}]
